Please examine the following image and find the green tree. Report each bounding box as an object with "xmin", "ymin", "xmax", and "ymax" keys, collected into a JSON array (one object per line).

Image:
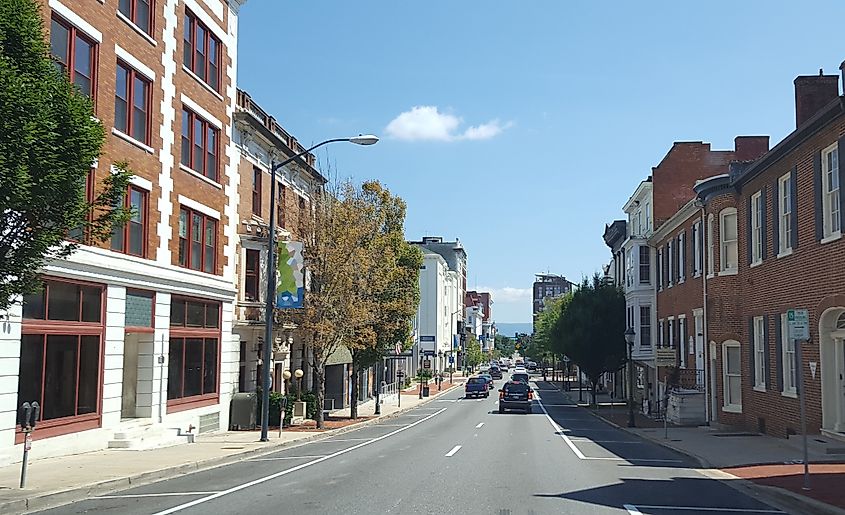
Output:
[
  {"xmin": 465, "ymin": 335, "xmax": 483, "ymax": 369},
  {"xmin": 494, "ymin": 334, "xmax": 515, "ymax": 357},
  {"xmin": 554, "ymin": 273, "xmax": 626, "ymax": 406},
  {"xmin": 0, "ymin": 0, "xmax": 130, "ymax": 309}
]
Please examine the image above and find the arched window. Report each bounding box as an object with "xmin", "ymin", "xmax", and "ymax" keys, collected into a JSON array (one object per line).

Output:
[{"xmin": 836, "ymin": 311, "xmax": 845, "ymax": 330}]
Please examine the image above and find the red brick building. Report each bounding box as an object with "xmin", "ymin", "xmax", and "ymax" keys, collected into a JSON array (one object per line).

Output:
[{"xmin": 695, "ymin": 70, "xmax": 845, "ymax": 439}]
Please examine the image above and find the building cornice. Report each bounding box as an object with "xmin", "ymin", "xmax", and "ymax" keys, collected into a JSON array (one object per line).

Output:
[{"xmin": 648, "ymin": 199, "xmax": 700, "ymax": 245}]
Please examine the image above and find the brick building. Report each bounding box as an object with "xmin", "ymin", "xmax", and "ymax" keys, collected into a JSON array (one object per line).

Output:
[
  {"xmin": 695, "ymin": 70, "xmax": 845, "ymax": 439},
  {"xmin": 1, "ymin": 0, "xmax": 248, "ymax": 465}
]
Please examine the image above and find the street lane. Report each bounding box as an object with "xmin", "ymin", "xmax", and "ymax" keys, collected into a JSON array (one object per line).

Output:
[{"xmin": 36, "ymin": 374, "xmax": 786, "ymax": 514}]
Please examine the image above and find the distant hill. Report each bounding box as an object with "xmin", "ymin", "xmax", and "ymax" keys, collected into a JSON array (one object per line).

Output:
[{"xmin": 495, "ymin": 322, "xmax": 533, "ymax": 337}]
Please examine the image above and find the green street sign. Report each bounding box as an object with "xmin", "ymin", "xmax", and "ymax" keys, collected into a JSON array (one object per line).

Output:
[{"xmin": 787, "ymin": 309, "xmax": 809, "ymax": 340}]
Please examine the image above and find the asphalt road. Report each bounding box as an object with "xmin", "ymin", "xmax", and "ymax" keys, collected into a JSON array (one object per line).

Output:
[{"xmin": 36, "ymin": 374, "xmax": 787, "ymax": 515}]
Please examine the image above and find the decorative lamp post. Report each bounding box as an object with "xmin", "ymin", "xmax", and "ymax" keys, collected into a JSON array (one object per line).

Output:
[
  {"xmin": 282, "ymin": 370, "xmax": 292, "ymax": 394},
  {"xmin": 294, "ymin": 368, "xmax": 304, "ymax": 402},
  {"xmin": 624, "ymin": 326, "xmax": 636, "ymax": 428}
]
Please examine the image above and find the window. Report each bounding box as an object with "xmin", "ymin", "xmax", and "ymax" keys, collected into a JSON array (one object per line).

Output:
[
  {"xmin": 692, "ymin": 221, "xmax": 702, "ymax": 275},
  {"xmin": 639, "ymin": 306, "xmax": 651, "ymax": 347},
  {"xmin": 644, "ymin": 202, "xmax": 651, "ymax": 231},
  {"xmin": 244, "ymin": 249, "xmax": 260, "ymax": 301},
  {"xmin": 178, "ymin": 207, "xmax": 217, "ymax": 274},
  {"xmin": 181, "ymin": 108, "xmax": 219, "ymax": 181},
  {"xmin": 110, "ymin": 185, "xmax": 148, "ymax": 257},
  {"xmin": 781, "ymin": 314, "xmax": 796, "ymax": 394},
  {"xmin": 678, "ymin": 317, "xmax": 687, "ymax": 366},
  {"xmin": 167, "ymin": 297, "xmax": 219, "ymax": 405},
  {"xmin": 277, "ymin": 183, "xmax": 286, "ymax": 228},
  {"xmin": 667, "ymin": 240, "xmax": 673, "ymax": 286},
  {"xmin": 638, "ymin": 246, "xmax": 650, "ymax": 285},
  {"xmin": 19, "ymin": 280, "xmax": 103, "ymax": 427},
  {"xmin": 118, "ymin": 0, "xmax": 152, "ymax": 35},
  {"xmin": 183, "ymin": 11, "xmax": 221, "ymax": 91},
  {"xmin": 707, "ymin": 214, "xmax": 715, "ymax": 276},
  {"xmin": 720, "ymin": 208, "xmax": 738, "ymax": 272},
  {"xmin": 626, "ymin": 251, "xmax": 634, "ymax": 288},
  {"xmin": 678, "ymin": 232, "xmax": 685, "ymax": 282},
  {"xmin": 723, "ymin": 341, "xmax": 742, "ymax": 411},
  {"xmin": 125, "ymin": 289, "xmax": 154, "ymax": 328},
  {"xmin": 50, "ymin": 15, "xmax": 97, "ymax": 100},
  {"xmin": 657, "ymin": 248, "xmax": 663, "ymax": 289},
  {"xmin": 114, "ymin": 62, "xmax": 151, "ymax": 144},
  {"xmin": 658, "ymin": 319, "xmax": 664, "ymax": 347},
  {"xmin": 752, "ymin": 316, "xmax": 765, "ymax": 389},
  {"xmin": 668, "ymin": 318, "xmax": 675, "ymax": 348},
  {"xmin": 822, "ymin": 144, "xmax": 841, "ymax": 237},
  {"xmin": 778, "ymin": 173, "xmax": 793, "ymax": 253},
  {"xmin": 750, "ymin": 191, "xmax": 763, "ymax": 264},
  {"xmin": 252, "ymin": 167, "xmax": 262, "ymax": 215}
]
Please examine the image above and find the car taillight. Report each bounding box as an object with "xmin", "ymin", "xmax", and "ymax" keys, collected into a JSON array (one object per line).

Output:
[
  {"xmin": 528, "ymin": 391, "xmax": 534, "ymax": 399},
  {"xmin": 499, "ymin": 391, "xmax": 504, "ymax": 399}
]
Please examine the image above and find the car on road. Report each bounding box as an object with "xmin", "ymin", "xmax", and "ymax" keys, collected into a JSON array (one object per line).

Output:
[
  {"xmin": 489, "ymin": 366, "xmax": 502, "ymax": 379},
  {"xmin": 464, "ymin": 376, "xmax": 489, "ymax": 398},
  {"xmin": 498, "ymin": 380, "xmax": 533, "ymax": 414},
  {"xmin": 511, "ymin": 371, "xmax": 529, "ymax": 384},
  {"xmin": 526, "ymin": 361, "xmax": 538, "ymax": 371},
  {"xmin": 478, "ymin": 373, "xmax": 494, "ymax": 390}
]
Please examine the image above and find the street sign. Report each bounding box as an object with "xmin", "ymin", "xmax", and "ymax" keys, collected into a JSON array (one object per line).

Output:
[
  {"xmin": 787, "ymin": 309, "xmax": 810, "ymax": 341},
  {"xmin": 655, "ymin": 348, "xmax": 677, "ymax": 367},
  {"xmin": 423, "ymin": 350, "xmax": 436, "ymax": 357},
  {"xmin": 423, "ymin": 360, "xmax": 431, "ymax": 369}
]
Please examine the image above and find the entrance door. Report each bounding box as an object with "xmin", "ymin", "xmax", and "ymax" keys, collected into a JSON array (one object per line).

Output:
[
  {"xmin": 121, "ymin": 333, "xmax": 140, "ymax": 418},
  {"xmin": 837, "ymin": 336, "xmax": 845, "ymax": 432},
  {"xmin": 694, "ymin": 312, "xmax": 704, "ymax": 381}
]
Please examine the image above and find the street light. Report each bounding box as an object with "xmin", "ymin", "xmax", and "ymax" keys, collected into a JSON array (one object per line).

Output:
[
  {"xmin": 624, "ymin": 326, "xmax": 636, "ymax": 428},
  {"xmin": 259, "ymin": 134, "xmax": 378, "ymax": 442},
  {"xmin": 294, "ymin": 368, "xmax": 304, "ymax": 402}
]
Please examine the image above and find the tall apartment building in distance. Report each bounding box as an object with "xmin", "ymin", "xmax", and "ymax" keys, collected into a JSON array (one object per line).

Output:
[
  {"xmin": 1, "ymin": 0, "xmax": 247, "ymax": 465},
  {"xmin": 532, "ymin": 273, "xmax": 575, "ymax": 331}
]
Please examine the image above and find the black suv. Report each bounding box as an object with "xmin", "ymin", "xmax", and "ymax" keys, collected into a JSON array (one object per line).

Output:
[
  {"xmin": 489, "ymin": 366, "xmax": 503, "ymax": 379},
  {"xmin": 498, "ymin": 380, "xmax": 533, "ymax": 414}
]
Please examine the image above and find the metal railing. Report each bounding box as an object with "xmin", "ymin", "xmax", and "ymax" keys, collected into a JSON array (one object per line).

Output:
[
  {"xmin": 380, "ymin": 381, "xmax": 398, "ymax": 399},
  {"xmin": 676, "ymin": 368, "xmax": 706, "ymax": 392}
]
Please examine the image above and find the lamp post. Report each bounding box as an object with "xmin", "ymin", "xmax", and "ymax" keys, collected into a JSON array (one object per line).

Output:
[
  {"xmin": 259, "ymin": 134, "xmax": 378, "ymax": 442},
  {"xmin": 437, "ymin": 350, "xmax": 443, "ymax": 390},
  {"xmin": 282, "ymin": 369, "xmax": 292, "ymax": 394},
  {"xmin": 624, "ymin": 326, "xmax": 636, "ymax": 428},
  {"xmin": 294, "ymin": 368, "xmax": 304, "ymax": 402}
]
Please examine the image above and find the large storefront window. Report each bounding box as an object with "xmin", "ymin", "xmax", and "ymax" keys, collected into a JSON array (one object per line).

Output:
[
  {"xmin": 18, "ymin": 279, "xmax": 104, "ymax": 435},
  {"xmin": 168, "ymin": 297, "xmax": 220, "ymax": 411}
]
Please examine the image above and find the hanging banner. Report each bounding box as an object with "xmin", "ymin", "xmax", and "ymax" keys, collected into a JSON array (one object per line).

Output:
[{"xmin": 275, "ymin": 241, "xmax": 305, "ymax": 309}]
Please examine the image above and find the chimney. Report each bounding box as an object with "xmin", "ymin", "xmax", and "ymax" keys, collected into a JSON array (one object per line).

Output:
[
  {"xmin": 734, "ymin": 136, "xmax": 769, "ymax": 161},
  {"xmin": 795, "ymin": 69, "xmax": 839, "ymax": 128}
]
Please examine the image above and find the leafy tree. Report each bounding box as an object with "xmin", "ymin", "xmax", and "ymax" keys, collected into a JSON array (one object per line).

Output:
[
  {"xmin": 465, "ymin": 335, "xmax": 483, "ymax": 369},
  {"xmin": 494, "ymin": 334, "xmax": 515, "ymax": 357},
  {"xmin": 553, "ymin": 273, "xmax": 625, "ymax": 406},
  {"xmin": 0, "ymin": 0, "xmax": 131, "ymax": 309}
]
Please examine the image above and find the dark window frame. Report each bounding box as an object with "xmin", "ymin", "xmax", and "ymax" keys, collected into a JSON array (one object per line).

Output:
[
  {"xmin": 183, "ymin": 10, "xmax": 221, "ymax": 92},
  {"xmin": 118, "ymin": 0, "xmax": 154, "ymax": 36},
  {"xmin": 177, "ymin": 206, "xmax": 217, "ymax": 274},
  {"xmin": 50, "ymin": 13, "xmax": 98, "ymax": 104},
  {"xmin": 114, "ymin": 61, "xmax": 152, "ymax": 145},
  {"xmin": 111, "ymin": 184, "xmax": 149, "ymax": 258},
  {"xmin": 167, "ymin": 297, "xmax": 221, "ymax": 410},
  {"xmin": 244, "ymin": 249, "xmax": 260, "ymax": 302},
  {"xmin": 252, "ymin": 167, "xmax": 262, "ymax": 215},
  {"xmin": 180, "ymin": 107, "xmax": 219, "ymax": 182}
]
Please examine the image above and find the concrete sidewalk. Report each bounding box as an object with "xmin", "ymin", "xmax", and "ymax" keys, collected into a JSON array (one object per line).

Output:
[{"xmin": 0, "ymin": 380, "xmax": 464, "ymax": 514}]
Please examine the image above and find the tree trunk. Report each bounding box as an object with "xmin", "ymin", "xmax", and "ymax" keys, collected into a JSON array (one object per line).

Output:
[
  {"xmin": 313, "ymin": 359, "xmax": 326, "ymax": 429},
  {"xmin": 590, "ymin": 380, "xmax": 598, "ymax": 407},
  {"xmin": 350, "ymin": 358, "xmax": 359, "ymax": 419}
]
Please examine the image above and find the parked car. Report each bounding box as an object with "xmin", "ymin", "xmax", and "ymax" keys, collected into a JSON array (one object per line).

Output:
[
  {"xmin": 489, "ymin": 366, "xmax": 503, "ymax": 379},
  {"xmin": 526, "ymin": 361, "xmax": 538, "ymax": 371},
  {"xmin": 511, "ymin": 372, "xmax": 529, "ymax": 384},
  {"xmin": 464, "ymin": 376, "xmax": 489, "ymax": 398},
  {"xmin": 498, "ymin": 380, "xmax": 533, "ymax": 414},
  {"xmin": 478, "ymin": 373, "xmax": 494, "ymax": 390}
]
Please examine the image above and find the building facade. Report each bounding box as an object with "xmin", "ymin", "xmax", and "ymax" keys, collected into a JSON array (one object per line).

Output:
[
  {"xmin": 695, "ymin": 70, "xmax": 845, "ymax": 439},
  {"xmin": 532, "ymin": 273, "xmax": 575, "ymax": 332},
  {"xmin": 2, "ymin": 0, "xmax": 248, "ymax": 465},
  {"xmin": 602, "ymin": 219, "xmax": 628, "ymax": 399}
]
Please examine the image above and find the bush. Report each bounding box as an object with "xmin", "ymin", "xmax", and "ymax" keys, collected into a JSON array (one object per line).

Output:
[
  {"xmin": 417, "ymin": 369, "xmax": 433, "ymax": 382},
  {"xmin": 258, "ymin": 390, "xmax": 319, "ymax": 426}
]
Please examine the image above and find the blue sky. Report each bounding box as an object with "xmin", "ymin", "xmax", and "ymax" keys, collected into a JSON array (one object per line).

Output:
[{"xmin": 238, "ymin": 1, "xmax": 845, "ymax": 323}]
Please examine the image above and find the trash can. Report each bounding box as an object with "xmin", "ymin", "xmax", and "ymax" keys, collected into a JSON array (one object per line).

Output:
[{"xmin": 422, "ymin": 386, "xmax": 430, "ymax": 397}]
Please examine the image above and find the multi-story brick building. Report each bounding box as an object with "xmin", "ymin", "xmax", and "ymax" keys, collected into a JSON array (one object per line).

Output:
[
  {"xmin": 231, "ymin": 89, "xmax": 329, "ymax": 403},
  {"xmin": 695, "ymin": 70, "xmax": 845, "ymax": 440},
  {"xmin": 1, "ymin": 0, "xmax": 248, "ymax": 465}
]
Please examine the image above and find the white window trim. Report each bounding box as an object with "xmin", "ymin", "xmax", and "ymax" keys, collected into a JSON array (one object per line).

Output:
[
  {"xmin": 753, "ymin": 316, "xmax": 766, "ymax": 391},
  {"xmin": 751, "ymin": 191, "xmax": 763, "ymax": 265},
  {"xmin": 180, "ymin": 93, "xmax": 223, "ymax": 129},
  {"xmin": 781, "ymin": 313, "xmax": 797, "ymax": 396},
  {"xmin": 116, "ymin": 10, "xmax": 157, "ymax": 46},
  {"xmin": 112, "ymin": 127, "xmax": 154, "ymax": 154},
  {"xmin": 821, "ymin": 142, "xmax": 841, "ymax": 238},
  {"xmin": 668, "ymin": 316, "xmax": 675, "ymax": 348},
  {"xmin": 115, "ymin": 44, "xmax": 156, "ymax": 81},
  {"xmin": 658, "ymin": 319, "xmax": 665, "ymax": 347},
  {"xmin": 177, "ymin": 194, "xmax": 220, "ymax": 219},
  {"xmin": 49, "ymin": 0, "xmax": 103, "ymax": 42},
  {"xmin": 720, "ymin": 208, "xmax": 738, "ymax": 272},
  {"xmin": 707, "ymin": 214, "xmax": 715, "ymax": 277},
  {"xmin": 722, "ymin": 340, "xmax": 743, "ymax": 412},
  {"xmin": 184, "ymin": 0, "xmax": 228, "ymax": 43},
  {"xmin": 667, "ymin": 240, "xmax": 674, "ymax": 287},
  {"xmin": 678, "ymin": 231, "xmax": 686, "ymax": 283},
  {"xmin": 778, "ymin": 172, "xmax": 793, "ymax": 254},
  {"xmin": 657, "ymin": 248, "xmax": 663, "ymax": 290},
  {"xmin": 678, "ymin": 315, "xmax": 687, "ymax": 366}
]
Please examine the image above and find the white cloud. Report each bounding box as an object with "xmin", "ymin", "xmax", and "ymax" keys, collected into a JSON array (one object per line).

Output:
[
  {"xmin": 384, "ymin": 106, "xmax": 510, "ymax": 142},
  {"xmin": 478, "ymin": 286, "xmax": 532, "ymax": 303}
]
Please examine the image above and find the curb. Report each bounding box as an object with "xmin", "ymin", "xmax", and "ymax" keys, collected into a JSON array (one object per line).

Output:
[{"xmin": 1, "ymin": 381, "xmax": 465, "ymax": 514}]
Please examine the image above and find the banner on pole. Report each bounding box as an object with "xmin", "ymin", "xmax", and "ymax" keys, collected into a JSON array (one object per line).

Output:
[{"xmin": 275, "ymin": 241, "xmax": 304, "ymax": 309}]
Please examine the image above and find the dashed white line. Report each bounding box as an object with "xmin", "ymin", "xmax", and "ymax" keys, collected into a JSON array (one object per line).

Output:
[
  {"xmin": 537, "ymin": 398, "xmax": 587, "ymax": 459},
  {"xmin": 151, "ymin": 407, "xmax": 448, "ymax": 515},
  {"xmin": 445, "ymin": 445, "xmax": 462, "ymax": 457},
  {"xmin": 628, "ymin": 506, "xmax": 783, "ymax": 513},
  {"xmin": 475, "ymin": 422, "xmax": 484, "ymax": 428},
  {"xmin": 623, "ymin": 505, "xmax": 643, "ymax": 515}
]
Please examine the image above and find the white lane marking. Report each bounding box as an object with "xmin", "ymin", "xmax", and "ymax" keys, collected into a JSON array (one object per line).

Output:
[
  {"xmin": 445, "ymin": 445, "xmax": 462, "ymax": 457},
  {"xmin": 624, "ymin": 505, "xmax": 643, "ymax": 515},
  {"xmin": 312, "ymin": 438, "xmax": 372, "ymax": 442},
  {"xmin": 569, "ymin": 439, "xmax": 644, "ymax": 444},
  {"xmin": 151, "ymin": 407, "xmax": 448, "ymax": 515},
  {"xmin": 537, "ymin": 398, "xmax": 587, "ymax": 459},
  {"xmin": 93, "ymin": 492, "xmax": 219, "ymax": 499},
  {"xmin": 248, "ymin": 455, "xmax": 327, "ymax": 461},
  {"xmin": 475, "ymin": 422, "xmax": 484, "ymax": 428},
  {"xmin": 629, "ymin": 506, "xmax": 784, "ymax": 513}
]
